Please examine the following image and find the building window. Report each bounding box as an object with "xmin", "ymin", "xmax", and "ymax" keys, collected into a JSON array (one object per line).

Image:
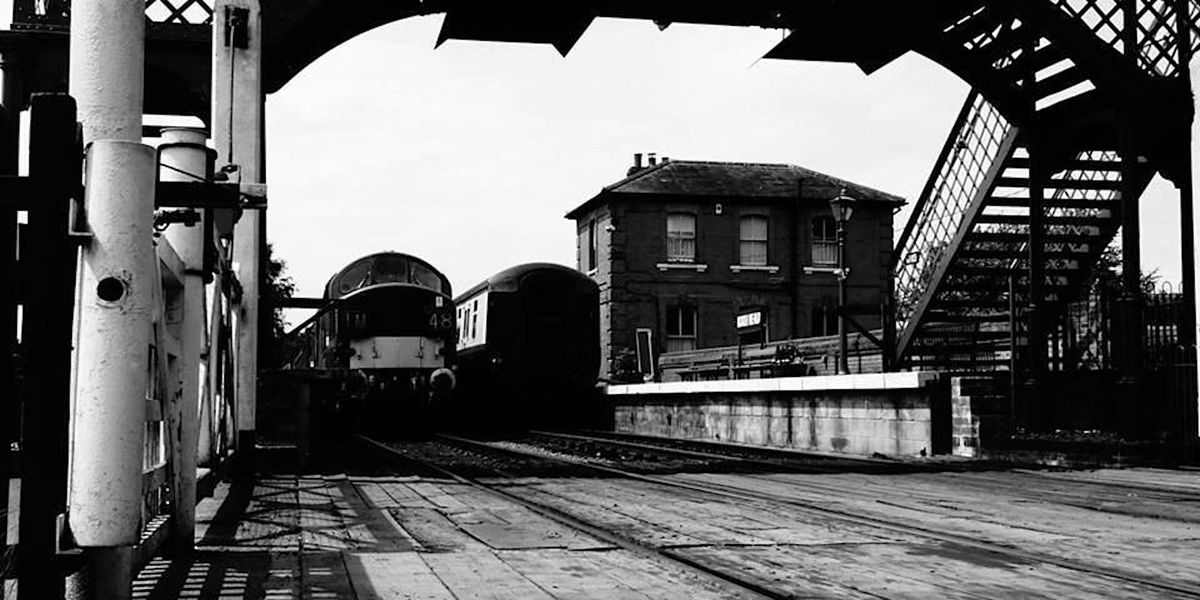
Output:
[
  {"xmin": 665, "ymin": 305, "xmax": 697, "ymax": 352},
  {"xmin": 811, "ymin": 304, "xmax": 839, "ymax": 337},
  {"xmin": 812, "ymin": 216, "xmax": 838, "ymax": 266},
  {"xmin": 666, "ymin": 213, "xmax": 696, "ymax": 263},
  {"xmin": 739, "ymin": 215, "xmax": 768, "ymax": 266},
  {"xmin": 579, "ymin": 220, "xmax": 597, "ymax": 272},
  {"xmin": 588, "ymin": 220, "xmax": 598, "ymax": 272}
]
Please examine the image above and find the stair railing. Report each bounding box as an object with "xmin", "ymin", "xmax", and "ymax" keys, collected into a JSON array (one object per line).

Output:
[{"xmin": 893, "ymin": 91, "xmax": 1015, "ymax": 355}]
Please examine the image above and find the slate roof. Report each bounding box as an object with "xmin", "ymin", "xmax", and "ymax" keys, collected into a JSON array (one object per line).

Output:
[{"xmin": 565, "ymin": 159, "xmax": 905, "ymax": 219}]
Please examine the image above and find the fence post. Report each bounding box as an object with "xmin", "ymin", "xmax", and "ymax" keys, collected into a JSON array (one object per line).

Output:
[
  {"xmin": 0, "ymin": 82, "xmax": 18, "ymax": 600},
  {"xmin": 213, "ymin": 0, "xmax": 265, "ymax": 473},
  {"xmin": 17, "ymin": 94, "xmax": 79, "ymax": 600}
]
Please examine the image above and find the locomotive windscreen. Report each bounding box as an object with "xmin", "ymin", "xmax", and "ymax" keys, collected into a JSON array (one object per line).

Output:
[{"xmin": 328, "ymin": 253, "xmax": 452, "ymax": 299}]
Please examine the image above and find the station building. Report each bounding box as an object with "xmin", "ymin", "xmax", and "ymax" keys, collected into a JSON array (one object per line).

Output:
[{"xmin": 565, "ymin": 154, "xmax": 905, "ymax": 381}]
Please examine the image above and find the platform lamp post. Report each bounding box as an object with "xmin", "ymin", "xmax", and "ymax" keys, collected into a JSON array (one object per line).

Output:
[{"xmin": 829, "ymin": 188, "xmax": 857, "ymax": 375}]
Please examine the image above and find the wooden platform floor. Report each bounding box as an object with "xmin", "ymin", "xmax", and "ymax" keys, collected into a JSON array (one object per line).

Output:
[{"xmin": 131, "ymin": 464, "xmax": 1200, "ymax": 599}]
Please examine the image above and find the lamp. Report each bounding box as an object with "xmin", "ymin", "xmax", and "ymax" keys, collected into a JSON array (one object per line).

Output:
[
  {"xmin": 828, "ymin": 188, "xmax": 857, "ymax": 225},
  {"xmin": 829, "ymin": 188, "xmax": 856, "ymax": 375}
]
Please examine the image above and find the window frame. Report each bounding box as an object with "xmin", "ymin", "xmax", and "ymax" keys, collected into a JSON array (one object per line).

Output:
[
  {"xmin": 811, "ymin": 215, "xmax": 838, "ymax": 266},
  {"xmin": 665, "ymin": 212, "xmax": 697, "ymax": 263},
  {"xmin": 738, "ymin": 214, "xmax": 769, "ymax": 267},
  {"xmin": 665, "ymin": 304, "xmax": 698, "ymax": 352}
]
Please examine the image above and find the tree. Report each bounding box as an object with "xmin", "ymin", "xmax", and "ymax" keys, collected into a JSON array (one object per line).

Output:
[
  {"xmin": 259, "ymin": 243, "xmax": 297, "ymax": 368},
  {"xmin": 1087, "ymin": 242, "xmax": 1160, "ymax": 296}
]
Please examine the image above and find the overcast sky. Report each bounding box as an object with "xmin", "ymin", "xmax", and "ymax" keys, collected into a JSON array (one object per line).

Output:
[{"xmin": 266, "ymin": 14, "xmax": 1187, "ymax": 314}]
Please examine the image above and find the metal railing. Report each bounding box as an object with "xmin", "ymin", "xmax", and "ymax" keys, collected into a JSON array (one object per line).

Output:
[
  {"xmin": 893, "ymin": 91, "xmax": 1015, "ymax": 341},
  {"xmin": 1053, "ymin": 0, "xmax": 1200, "ymax": 76}
]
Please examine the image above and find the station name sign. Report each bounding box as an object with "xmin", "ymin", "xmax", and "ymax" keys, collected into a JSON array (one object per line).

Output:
[{"xmin": 736, "ymin": 311, "xmax": 763, "ymax": 329}]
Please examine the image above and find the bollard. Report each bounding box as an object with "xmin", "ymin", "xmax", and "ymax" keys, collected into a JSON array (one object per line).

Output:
[{"xmin": 69, "ymin": 140, "xmax": 157, "ymax": 547}]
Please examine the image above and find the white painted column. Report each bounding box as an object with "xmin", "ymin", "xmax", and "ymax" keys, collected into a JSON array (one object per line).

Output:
[
  {"xmin": 1191, "ymin": 60, "xmax": 1200, "ymax": 443},
  {"xmin": 213, "ymin": 0, "xmax": 264, "ymax": 462},
  {"xmin": 158, "ymin": 128, "xmax": 210, "ymax": 551},
  {"xmin": 68, "ymin": 0, "xmax": 143, "ymax": 144},
  {"xmin": 66, "ymin": 1, "xmax": 150, "ymax": 598},
  {"xmin": 70, "ymin": 141, "xmax": 156, "ymax": 543}
]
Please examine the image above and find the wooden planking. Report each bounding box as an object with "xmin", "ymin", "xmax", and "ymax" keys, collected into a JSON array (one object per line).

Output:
[
  {"xmin": 419, "ymin": 550, "xmax": 557, "ymax": 600},
  {"xmin": 687, "ymin": 470, "xmax": 1200, "ymax": 590},
  {"xmin": 299, "ymin": 552, "xmax": 358, "ymax": 600},
  {"xmin": 150, "ymin": 465, "xmax": 1200, "ymax": 599},
  {"xmin": 343, "ymin": 552, "xmax": 455, "ymax": 600},
  {"xmin": 580, "ymin": 548, "xmax": 758, "ymax": 600},
  {"xmin": 297, "ymin": 476, "xmax": 353, "ymax": 551},
  {"xmin": 388, "ymin": 507, "xmax": 482, "ymax": 552},
  {"xmin": 679, "ymin": 543, "xmax": 1161, "ymax": 599}
]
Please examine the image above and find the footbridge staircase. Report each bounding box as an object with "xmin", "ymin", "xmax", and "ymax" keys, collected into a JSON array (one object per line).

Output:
[{"xmin": 873, "ymin": 1, "xmax": 1199, "ymax": 372}]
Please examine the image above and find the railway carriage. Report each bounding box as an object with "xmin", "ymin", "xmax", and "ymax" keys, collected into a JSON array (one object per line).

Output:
[
  {"xmin": 295, "ymin": 251, "xmax": 456, "ymax": 434},
  {"xmin": 453, "ymin": 263, "xmax": 601, "ymax": 430}
]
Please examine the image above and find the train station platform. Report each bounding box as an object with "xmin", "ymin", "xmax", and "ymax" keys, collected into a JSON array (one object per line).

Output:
[{"xmin": 129, "ymin": 439, "xmax": 1200, "ymax": 599}]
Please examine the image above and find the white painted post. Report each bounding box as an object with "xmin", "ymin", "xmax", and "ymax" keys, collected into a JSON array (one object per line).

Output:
[
  {"xmin": 1191, "ymin": 60, "xmax": 1200, "ymax": 445},
  {"xmin": 68, "ymin": 0, "xmax": 143, "ymax": 145},
  {"xmin": 212, "ymin": 0, "xmax": 265, "ymax": 466},
  {"xmin": 67, "ymin": 140, "xmax": 156, "ymax": 597},
  {"xmin": 66, "ymin": 1, "xmax": 150, "ymax": 598},
  {"xmin": 158, "ymin": 128, "xmax": 210, "ymax": 551}
]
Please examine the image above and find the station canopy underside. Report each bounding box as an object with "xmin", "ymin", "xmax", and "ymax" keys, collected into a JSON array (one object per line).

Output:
[
  {"xmin": 0, "ymin": 1, "xmax": 1004, "ymax": 118},
  {"xmin": 263, "ymin": 1, "xmax": 962, "ymax": 94}
]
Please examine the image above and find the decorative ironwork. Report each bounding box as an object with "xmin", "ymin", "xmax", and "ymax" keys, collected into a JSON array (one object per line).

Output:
[
  {"xmin": 10, "ymin": 0, "xmax": 212, "ymax": 29},
  {"xmin": 1053, "ymin": 0, "xmax": 1200, "ymax": 76},
  {"xmin": 145, "ymin": 0, "xmax": 213, "ymax": 25}
]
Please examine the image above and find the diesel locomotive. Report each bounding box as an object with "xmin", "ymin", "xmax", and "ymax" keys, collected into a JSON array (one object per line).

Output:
[
  {"xmin": 452, "ymin": 263, "xmax": 601, "ymax": 430},
  {"xmin": 289, "ymin": 251, "xmax": 456, "ymax": 433}
]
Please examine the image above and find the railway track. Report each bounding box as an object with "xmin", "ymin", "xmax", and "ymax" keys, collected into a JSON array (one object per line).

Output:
[
  {"xmin": 426, "ymin": 431, "xmax": 1200, "ymax": 599},
  {"xmin": 529, "ymin": 430, "xmax": 1200, "ymax": 524},
  {"xmin": 355, "ymin": 434, "xmax": 782, "ymax": 600}
]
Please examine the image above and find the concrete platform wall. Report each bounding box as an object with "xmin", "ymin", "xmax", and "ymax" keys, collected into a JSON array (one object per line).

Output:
[{"xmin": 607, "ymin": 373, "xmax": 946, "ymax": 457}]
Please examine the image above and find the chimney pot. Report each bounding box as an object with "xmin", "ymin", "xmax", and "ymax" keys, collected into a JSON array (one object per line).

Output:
[
  {"xmin": 648, "ymin": 152, "xmax": 657, "ymax": 166},
  {"xmin": 633, "ymin": 153, "xmax": 642, "ymax": 168}
]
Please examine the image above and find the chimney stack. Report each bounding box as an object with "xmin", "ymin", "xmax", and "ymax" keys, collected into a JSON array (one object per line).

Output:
[
  {"xmin": 627, "ymin": 153, "xmax": 644, "ymax": 176},
  {"xmin": 648, "ymin": 152, "xmax": 657, "ymax": 166}
]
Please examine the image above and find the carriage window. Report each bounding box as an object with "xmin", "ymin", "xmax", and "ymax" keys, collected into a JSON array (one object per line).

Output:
[
  {"xmin": 337, "ymin": 261, "xmax": 371, "ymax": 295},
  {"xmin": 373, "ymin": 255, "xmax": 408, "ymax": 284}
]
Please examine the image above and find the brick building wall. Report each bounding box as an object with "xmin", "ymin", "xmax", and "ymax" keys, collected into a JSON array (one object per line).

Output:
[{"xmin": 569, "ymin": 159, "xmax": 902, "ymax": 381}]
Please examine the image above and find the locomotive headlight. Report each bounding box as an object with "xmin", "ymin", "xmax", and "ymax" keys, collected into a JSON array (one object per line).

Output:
[{"xmin": 431, "ymin": 368, "xmax": 456, "ymax": 392}]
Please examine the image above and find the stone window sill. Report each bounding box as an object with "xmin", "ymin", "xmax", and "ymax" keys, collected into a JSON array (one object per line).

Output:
[
  {"xmin": 803, "ymin": 266, "xmax": 840, "ymax": 275},
  {"xmin": 730, "ymin": 264, "xmax": 780, "ymax": 274},
  {"xmin": 657, "ymin": 262, "xmax": 708, "ymax": 273}
]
